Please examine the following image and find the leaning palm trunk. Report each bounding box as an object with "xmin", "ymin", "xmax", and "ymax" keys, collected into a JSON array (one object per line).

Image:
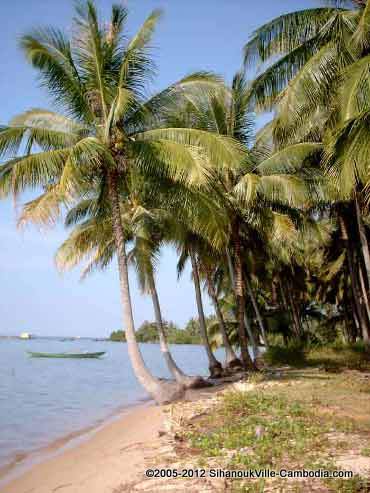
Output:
[
  {"xmin": 278, "ymin": 278, "xmax": 289, "ymax": 312},
  {"xmin": 189, "ymin": 249, "xmax": 223, "ymax": 378},
  {"xmin": 205, "ymin": 270, "xmax": 242, "ymax": 369},
  {"xmin": 358, "ymin": 264, "xmax": 370, "ymax": 339},
  {"xmin": 245, "ymin": 275, "xmax": 268, "ymax": 348},
  {"xmin": 348, "ymin": 250, "xmax": 370, "ymax": 343},
  {"xmin": 108, "ymin": 171, "xmax": 184, "ymax": 404},
  {"xmin": 355, "ymin": 194, "xmax": 370, "ymax": 296},
  {"xmin": 226, "ymin": 248, "xmax": 257, "ymax": 368},
  {"xmin": 287, "ymin": 285, "xmax": 303, "ymax": 340},
  {"xmin": 148, "ymin": 273, "xmax": 209, "ymax": 388},
  {"xmin": 339, "ymin": 213, "xmax": 370, "ymax": 344}
]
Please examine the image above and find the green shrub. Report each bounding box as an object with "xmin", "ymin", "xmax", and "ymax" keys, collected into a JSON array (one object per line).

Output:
[
  {"xmin": 110, "ymin": 330, "xmax": 125, "ymax": 342},
  {"xmin": 109, "ymin": 321, "xmax": 202, "ymax": 344},
  {"xmin": 263, "ymin": 344, "xmax": 307, "ymax": 367}
]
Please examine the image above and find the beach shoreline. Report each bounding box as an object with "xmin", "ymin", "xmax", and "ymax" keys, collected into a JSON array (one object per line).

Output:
[{"xmin": 0, "ymin": 399, "xmax": 163, "ymax": 493}]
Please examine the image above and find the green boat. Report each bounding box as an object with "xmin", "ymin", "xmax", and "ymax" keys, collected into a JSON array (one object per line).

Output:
[{"xmin": 27, "ymin": 351, "xmax": 106, "ymax": 359}]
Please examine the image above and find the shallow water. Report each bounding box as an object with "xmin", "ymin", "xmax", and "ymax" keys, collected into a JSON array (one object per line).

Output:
[{"xmin": 0, "ymin": 338, "xmax": 225, "ymax": 471}]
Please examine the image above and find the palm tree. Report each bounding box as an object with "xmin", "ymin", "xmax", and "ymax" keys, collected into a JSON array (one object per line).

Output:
[
  {"xmin": 144, "ymin": 265, "xmax": 209, "ymax": 388},
  {"xmin": 243, "ymin": 1, "xmax": 362, "ymax": 144},
  {"xmin": 177, "ymin": 235, "xmax": 224, "ymax": 378},
  {"xmin": 245, "ymin": 0, "xmax": 370, "ymax": 343},
  {"xmin": 54, "ymin": 173, "xmax": 211, "ymax": 388},
  {"xmin": 123, "ymin": 177, "xmax": 214, "ymax": 387},
  {"xmin": 0, "ymin": 1, "xmax": 245, "ymax": 403},
  {"xmin": 167, "ymin": 70, "xmax": 320, "ymax": 366},
  {"xmin": 197, "ymin": 252, "xmax": 242, "ymax": 369}
]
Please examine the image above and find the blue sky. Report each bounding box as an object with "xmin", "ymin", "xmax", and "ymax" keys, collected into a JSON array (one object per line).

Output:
[{"xmin": 0, "ymin": 0, "xmax": 324, "ymax": 337}]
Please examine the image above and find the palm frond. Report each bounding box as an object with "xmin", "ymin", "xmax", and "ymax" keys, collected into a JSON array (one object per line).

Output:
[
  {"xmin": 249, "ymin": 36, "xmax": 320, "ymax": 111},
  {"xmin": 235, "ymin": 173, "xmax": 309, "ymax": 208},
  {"xmin": 243, "ymin": 8, "xmax": 340, "ymax": 65},
  {"xmin": 73, "ymin": 0, "xmax": 110, "ymax": 120},
  {"xmin": 20, "ymin": 27, "xmax": 90, "ymax": 119},
  {"xmin": 80, "ymin": 242, "xmax": 115, "ymax": 279},
  {"xmin": 0, "ymin": 121, "xmax": 81, "ymax": 155},
  {"xmin": 257, "ymin": 143, "xmax": 323, "ymax": 175},
  {"xmin": 273, "ymin": 43, "xmax": 340, "ymax": 145},
  {"xmin": 65, "ymin": 198, "xmax": 100, "ymax": 227},
  {"xmin": 271, "ymin": 212, "xmax": 297, "ymax": 242},
  {"xmin": 55, "ymin": 217, "xmax": 113, "ymax": 273},
  {"xmin": 135, "ymin": 128, "xmax": 246, "ymax": 171},
  {"xmin": 352, "ymin": 0, "xmax": 370, "ymax": 51},
  {"xmin": 59, "ymin": 137, "xmax": 113, "ymax": 194},
  {"xmin": 118, "ymin": 9, "xmax": 162, "ymax": 98},
  {"xmin": 339, "ymin": 53, "xmax": 370, "ymax": 120},
  {"xmin": 325, "ymin": 109, "xmax": 370, "ymax": 198},
  {"xmin": 130, "ymin": 139, "xmax": 211, "ymax": 186},
  {"xmin": 126, "ymin": 72, "xmax": 225, "ymax": 134},
  {"xmin": 0, "ymin": 148, "xmax": 69, "ymax": 197},
  {"xmin": 18, "ymin": 185, "xmax": 65, "ymax": 228}
]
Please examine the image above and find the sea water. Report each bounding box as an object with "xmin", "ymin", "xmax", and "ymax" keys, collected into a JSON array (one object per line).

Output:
[{"xmin": 0, "ymin": 338, "xmax": 225, "ymax": 473}]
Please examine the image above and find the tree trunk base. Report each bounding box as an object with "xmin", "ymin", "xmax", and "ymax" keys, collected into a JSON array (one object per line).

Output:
[
  {"xmin": 254, "ymin": 354, "xmax": 266, "ymax": 370},
  {"xmin": 181, "ymin": 375, "xmax": 213, "ymax": 389},
  {"xmin": 152, "ymin": 381, "xmax": 185, "ymax": 405},
  {"xmin": 225, "ymin": 358, "xmax": 244, "ymax": 372},
  {"xmin": 209, "ymin": 361, "xmax": 224, "ymax": 379},
  {"xmin": 241, "ymin": 358, "xmax": 259, "ymax": 372}
]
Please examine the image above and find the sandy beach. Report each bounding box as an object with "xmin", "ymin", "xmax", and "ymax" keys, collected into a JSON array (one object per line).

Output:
[
  {"xmin": 1, "ymin": 402, "xmax": 165, "ymax": 493},
  {"xmin": 2, "ymin": 372, "xmax": 370, "ymax": 493}
]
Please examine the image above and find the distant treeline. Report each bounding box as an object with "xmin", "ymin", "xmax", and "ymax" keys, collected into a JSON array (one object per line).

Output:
[{"xmin": 110, "ymin": 319, "xmax": 203, "ymax": 345}]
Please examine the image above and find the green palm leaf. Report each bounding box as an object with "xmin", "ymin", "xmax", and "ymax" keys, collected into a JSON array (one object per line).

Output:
[
  {"xmin": 257, "ymin": 143, "xmax": 323, "ymax": 175},
  {"xmin": 118, "ymin": 9, "xmax": 162, "ymax": 97},
  {"xmin": 20, "ymin": 28, "xmax": 90, "ymax": 119},
  {"xmin": 135, "ymin": 128, "xmax": 246, "ymax": 170},
  {"xmin": 339, "ymin": 53, "xmax": 370, "ymax": 119},
  {"xmin": 352, "ymin": 0, "xmax": 370, "ymax": 50},
  {"xmin": 0, "ymin": 148, "xmax": 69, "ymax": 197},
  {"xmin": 244, "ymin": 8, "xmax": 339, "ymax": 65}
]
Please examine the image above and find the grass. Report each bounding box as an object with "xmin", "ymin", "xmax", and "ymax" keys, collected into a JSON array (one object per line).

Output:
[
  {"xmin": 176, "ymin": 369, "xmax": 370, "ymax": 492},
  {"xmin": 263, "ymin": 342, "xmax": 370, "ymax": 371},
  {"xmin": 361, "ymin": 447, "xmax": 370, "ymax": 457}
]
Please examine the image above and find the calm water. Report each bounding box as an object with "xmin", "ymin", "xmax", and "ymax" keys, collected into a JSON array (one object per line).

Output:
[{"xmin": 0, "ymin": 339, "xmax": 222, "ymax": 472}]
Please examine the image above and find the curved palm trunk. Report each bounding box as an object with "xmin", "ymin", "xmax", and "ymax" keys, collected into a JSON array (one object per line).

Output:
[
  {"xmin": 278, "ymin": 277, "xmax": 289, "ymax": 312},
  {"xmin": 340, "ymin": 213, "xmax": 370, "ymax": 344},
  {"xmin": 355, "ymin": 194, "xmax": 370, "ymax": 293},
  {"xmin": 358, "ymin": 263, "xmax": 370, "ymax": 340},
  {"xmin": 349, "ymin": 249, "xmax": 370, "ymax": 343},
  {"xmin": 189, "ymin": 248, "xmax": 223, "ymax": 378},
  {"xmin": 287, "ymin": 285, "xmax": 303, "ymax": 340},
  {"xmin": 205, "ymin": 270, "xmax": 242, "ymax": 369},
  {"xmin": 226, "ymin": 247, "xmax": 257, "ymax": 369},
  {"xmin": 108, "ymin": 171, "xmax": 183, "ymax": 404},
  {"xmin": 245, "ymin": 275, "xmax": 268, "ymax": 348},
  {"xmin": 148, "ymin": 273, "xmax": 209, "ymax": 388}
]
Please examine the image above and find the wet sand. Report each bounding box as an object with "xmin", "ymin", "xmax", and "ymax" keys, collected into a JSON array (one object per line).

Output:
[{"xmin": 1, "ymin": 402, "xmax": 164, "ymax": 493}]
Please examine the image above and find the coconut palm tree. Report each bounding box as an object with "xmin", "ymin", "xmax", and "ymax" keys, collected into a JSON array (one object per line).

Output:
[
  {"xmin": 52, "ymin": 170, "xmax": 211, "ymax": 388},
  {"xmin": 197, "ymin": 250, "xmax": 243, "ymax": 369},
  {"xmin": 133, "ymin": 244, "xmax": 209, "ymax": 388},
  {"xmin": 166, "ymin": 69, "xmax": 321, "ymax": 366},
  {"xmin": 243, "ymin": 1, "xmax": 363, "ymax": 144},
  {"xmin": 245, "ymin": 0, "xmax": 370, "ymax": 342},
  {"xmin": 176, "ymin": 234, "xmax": 224, "ymax": 378},
  {"xmin": 0, "ymin": 1, "xmax": 245, "ymax": 403}
]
